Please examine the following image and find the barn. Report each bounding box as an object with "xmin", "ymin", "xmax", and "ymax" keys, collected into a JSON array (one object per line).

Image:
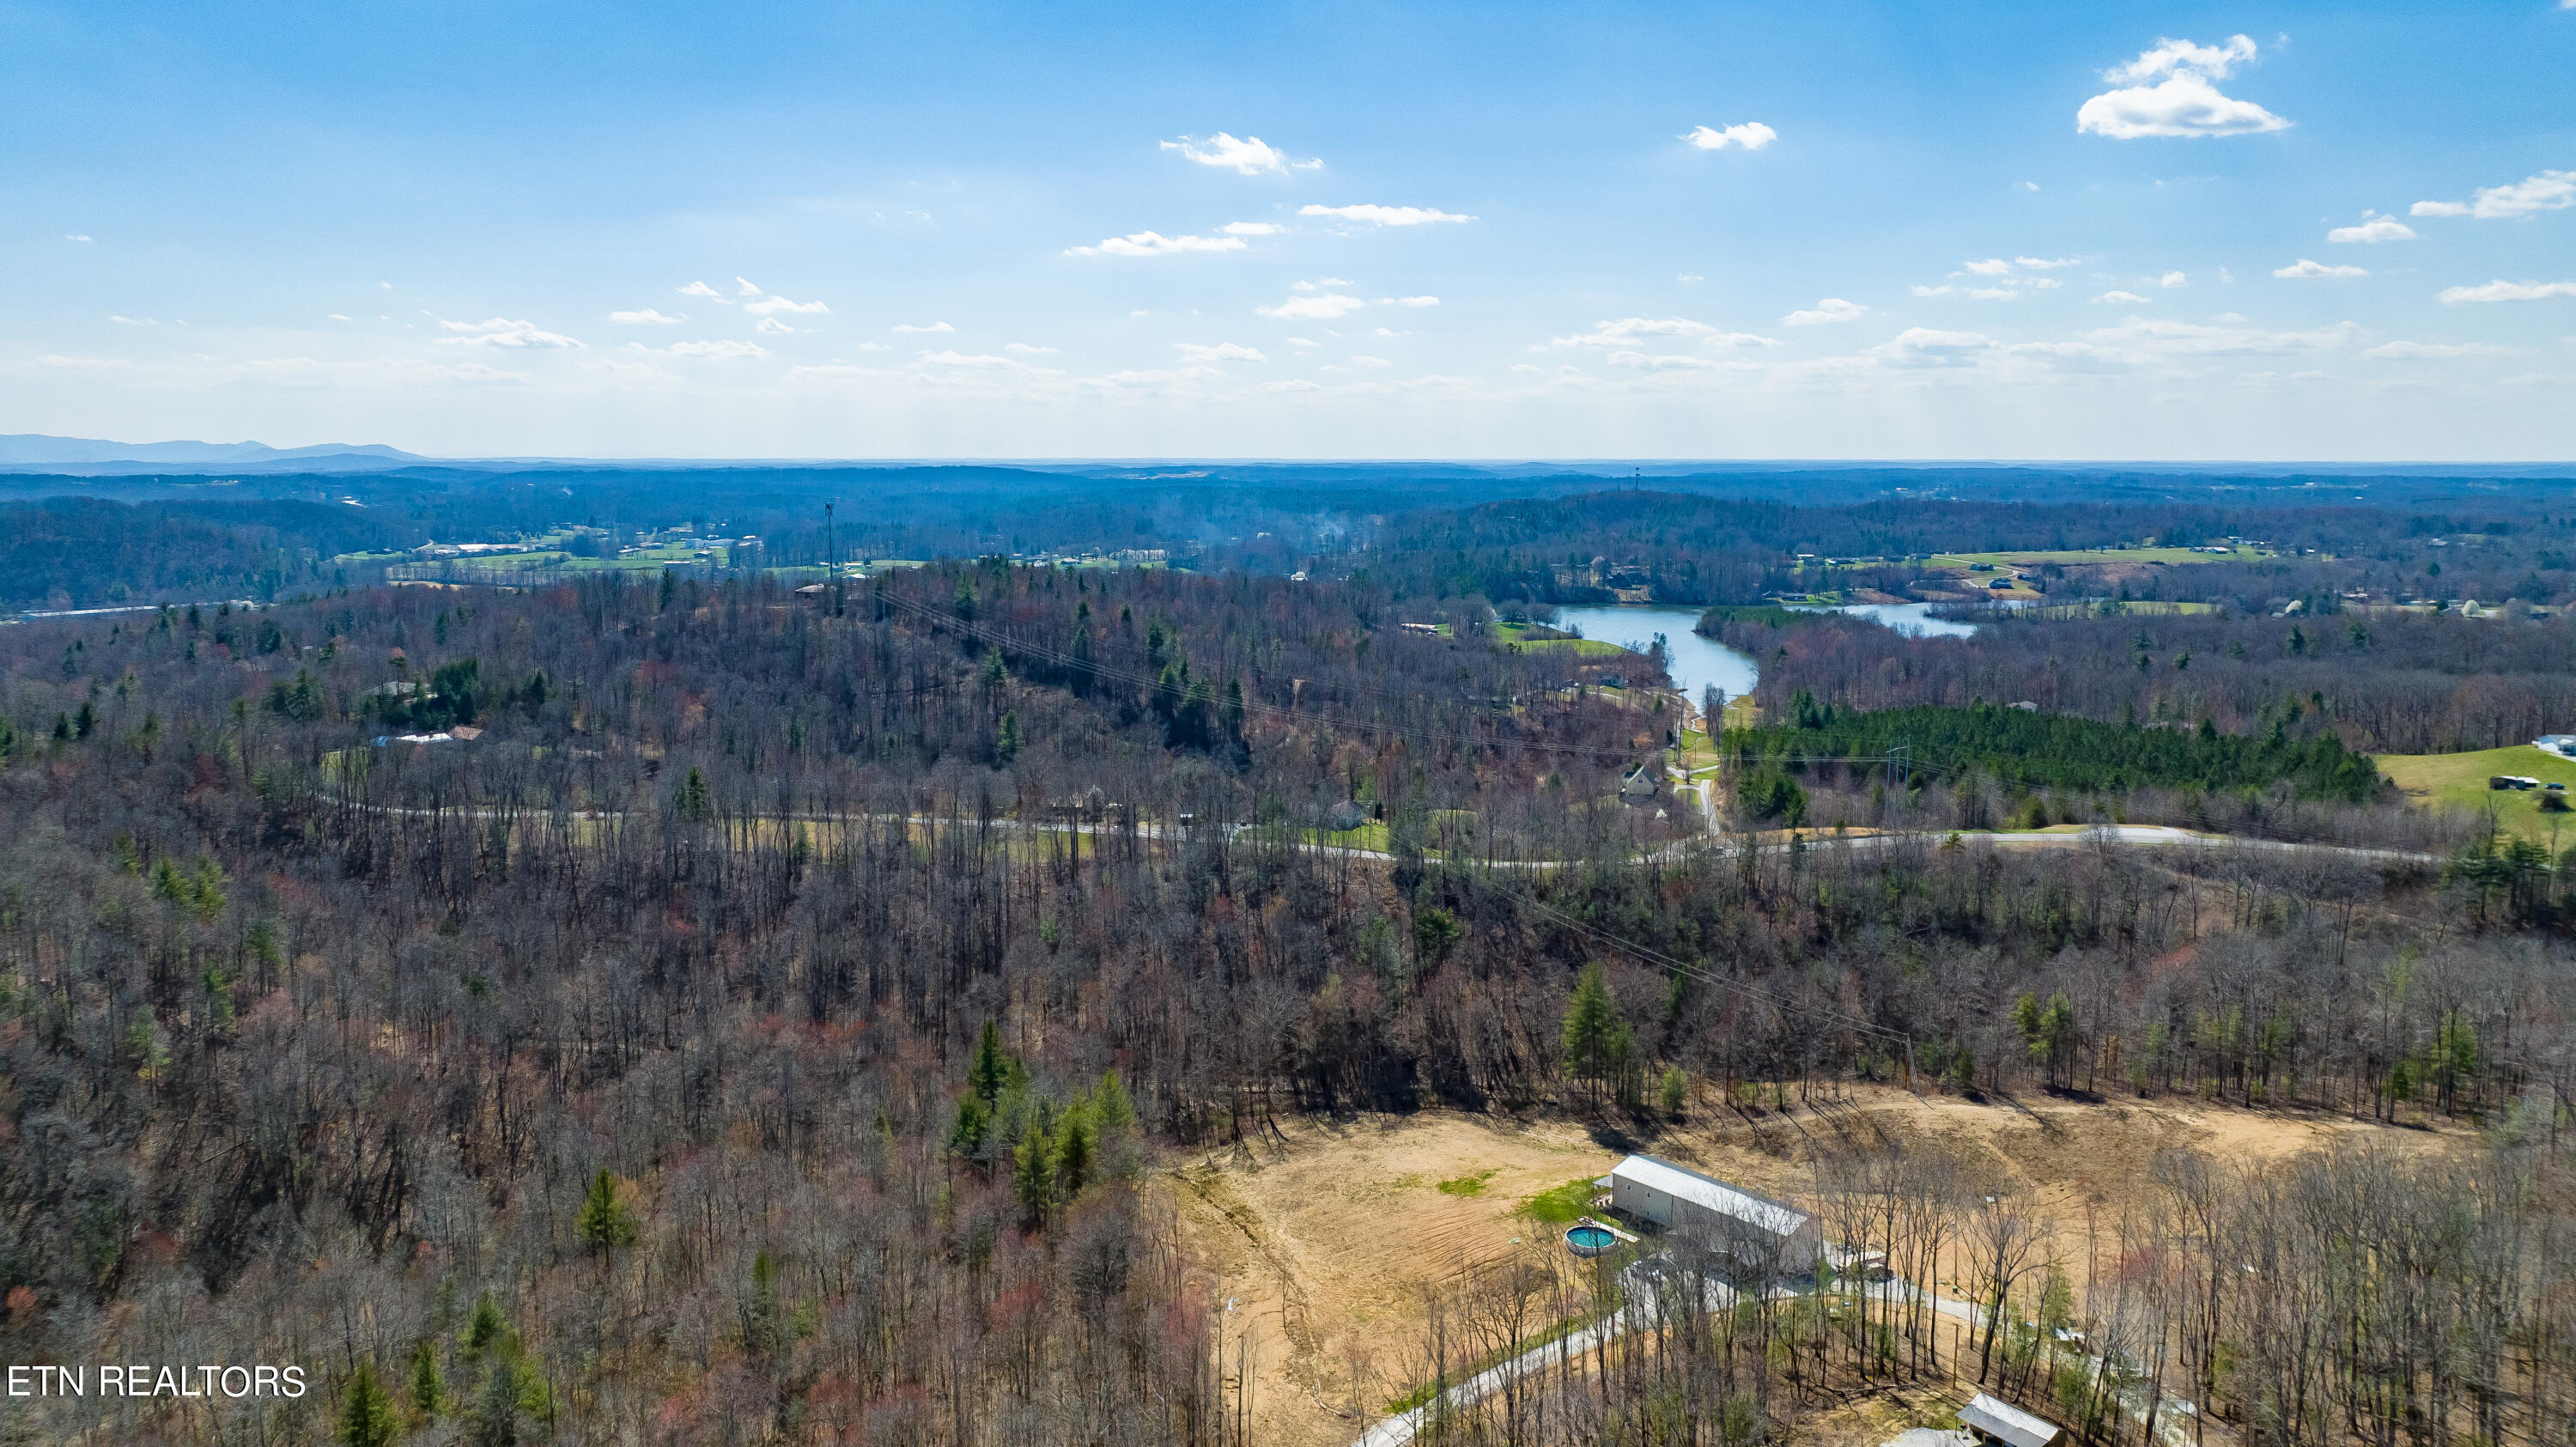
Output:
[{"xmin": 1604, "ymin": 1154, "xmax": 1823, "ymax": 1275}]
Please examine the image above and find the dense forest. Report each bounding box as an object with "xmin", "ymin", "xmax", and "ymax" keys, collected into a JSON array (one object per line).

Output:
[
  {"xmin": 0, "ymin": 490, "xmax": 2572, "ymax": 1447},
  {"xmin": 1707, "ymin": 605, "xmax": 2576, "ymax": 756}
]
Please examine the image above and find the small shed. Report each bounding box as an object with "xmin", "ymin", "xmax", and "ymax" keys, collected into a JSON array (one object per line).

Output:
[{"xmin": 1959, "ymin": 1393, "xmax": 2063, "ymax": 1447}]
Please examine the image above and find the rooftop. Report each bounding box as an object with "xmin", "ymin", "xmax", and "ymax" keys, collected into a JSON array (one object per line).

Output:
[
  {"xmin": 1612, "ymin": 1154, "xmax": 1811, "ymax": 1239},
  {"xmin": 1960, "ymin": 1392, "xmax": 2061, "ymax": 1447}
]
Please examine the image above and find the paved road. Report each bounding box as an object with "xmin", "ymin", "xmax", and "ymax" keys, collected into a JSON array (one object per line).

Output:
[{"xmin": 336, "ymin": 795, "xmax": 2441, "ymax": 872}]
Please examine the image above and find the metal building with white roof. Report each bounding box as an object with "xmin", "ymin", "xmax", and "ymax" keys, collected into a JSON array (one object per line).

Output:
[
  {"xmin": 1604, "ymin": 1154, "xmax": 1823, "ymax": 1274},
  {"xmin": 1959, "ymin": 1392, "xmax": 2063, "ymax": 1447}
]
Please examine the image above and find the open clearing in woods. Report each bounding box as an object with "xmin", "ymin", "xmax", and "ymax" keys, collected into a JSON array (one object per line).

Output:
[{"xmin": 1165, "ymin": 1085, "xmax": 2472, "ymax": 1447}]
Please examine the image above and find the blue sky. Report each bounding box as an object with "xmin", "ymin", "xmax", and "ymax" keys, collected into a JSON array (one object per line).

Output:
[{"xmin": 6, "ymin": 0, "xmax": 2573, "ymax": 459}]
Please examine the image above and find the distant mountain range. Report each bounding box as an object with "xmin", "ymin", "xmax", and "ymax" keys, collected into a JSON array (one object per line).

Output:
[
  {"xmin": 0, "ymin": 433, "xmax": 429, "ymax": 474},
  {"xmin": 3, "ymin": 433, "xmax": 2569, "ymax": 484}
]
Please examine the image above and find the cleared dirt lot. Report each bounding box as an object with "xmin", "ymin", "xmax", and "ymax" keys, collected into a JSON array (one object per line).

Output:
[{"xmin": 1167, "ymin": 1085, "xmax": 2471, "ymax": 1447}]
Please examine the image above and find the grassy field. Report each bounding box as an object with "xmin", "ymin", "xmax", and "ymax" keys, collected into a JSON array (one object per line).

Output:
[
  {"xmin": 2378, "ymin": 744, "xmax": 2576, "ymax": 844},
  {"xmin": 1492, "ymin": 621, "xmax": 1631, "ymax": 658},
  {"xmin": 1167, "ymin": 1091, "xmax": 2466, "ymax": 1447}
]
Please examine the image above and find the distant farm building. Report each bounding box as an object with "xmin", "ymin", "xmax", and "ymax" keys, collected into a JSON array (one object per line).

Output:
[
  {"xmin": 1959, "ymin": 1393, "xmax": 2063, "ymax": 1447},
  {"xmin": 1603, "ymin": 1155, "xmax": 1822, "ymax": 1274}
]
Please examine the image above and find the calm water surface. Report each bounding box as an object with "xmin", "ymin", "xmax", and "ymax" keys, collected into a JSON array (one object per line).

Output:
[
  {"xmin": 1549, "ymin": 605, "xmax": 1759, "ymax": 701},
  {"xmin": 1546, "ymin": 601, "xmax": 1980, "ymax": 703}
]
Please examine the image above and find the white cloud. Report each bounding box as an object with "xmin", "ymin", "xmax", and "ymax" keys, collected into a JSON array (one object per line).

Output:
[
  {"xmin": 2439, "ymin": 279, "xmax": 2576, "ymax": 303},
  {"xmin": 1219, "ymin": 221, "xmax": 1285, "ymax": 235},
  {"xmin": 1968, "ymin": 287, "xmax": 2019, "ymax": 301},
  {"xmin": 2410, "ymin": 169, "xmax": 2575, "ymax": 220},
  {"xmin": 2020, "ymin": 181, "xmax": 2041, "ymax": 192},
  {"xmin": 1352, "ymin": 355, "xmax": 1393, "ymax": 367},
  {"xmin": 610, "ymin": 307, "xmax": 686, "ymax": 324},
  {"xmin": 436, "ymin": 317, "xmax": 582, "ymax": 349},
  {"xmin": 2361, "ymin": 340, "xmax": 2510, "ymax": 359},
  {"xmin": 1867, "ymin": 328, "xmax": 1996, "ymax": 368},
  {"xmin": 744, "ymin": 293, "xmax": 829, "ymax": 315},
  {"xmin": 629, "ymin": 339, "xmax": 769, "ymax": 360},
  {"xmin": 2077, "ymin": 34, "xmax": 2289, "ymax": 139},
  {"xmin": 1264, "ymin": 379, "xmax": 1322, "ymax": 392},
  {"xmin": 2032, "ymin": 277, "xmax": 2063, "ymax": 290},
  {"xmin": 1297, "ymin": 204, "xmax": 1475, "ymax": 226},
  {"xmin": 1393, "ymin": 295, "xmax": 1440, "ymax": 307},
  {"xmin": 678, "ymin": 281, "xmax": 728, "ymax": 302},
  {"xmin": 2015, "ymin": 256, "xmax": 2081, "ymax": 269},
  {"xmin": 2274, "ymin": 258, "xmax": 2368, "ymax": 279},
  {"xmin": 64, "ymin": 234, "xmax": 92, "ymax": 242},
  {"xmin": 755, "ymin": 317, "xmax": 796, "ymax": 334},
  {"xmin": 2327, "ymin": 214, "xmax": 2415, "ymax": 243},
  {"xmin": 1176, "ymin": 342, "xmax": 1267, "ymax": 362},
  {"xmin": 2083, "ymin": 317, "xmax": 2363, "ymax": 356},
  {"xmin": 734, "ymin": 277, "xmax": 762, "ymax": 298},
  {"xmin": 1259, "ymin": 294, "xmax": 1367, "ymax": 320},
  {"xmin": 326, "ymin": 313, "xmax": 350, "ymax": 322},
  {"xmin": 1962, "ymin": 258, "xmax": 2012, "ymax": 277},
  {"xmin": 1285, "ymin": 337, "xmax": 1318, "ymax": 347},
  {"xmin": 1783, "ymin": 297, "xmax": 1868, "ymax": 325},
  {"xmin": 1603, "ymin": 350, "xmax": 1761, "ymax": 373},
  {"xmin": 892, "ymin": 320, "xmax": 957, "ymax": 332},
  {"xmin": 1066, "ymin": 229, "xmax": 1249, "ymax": 257},
  {"xmin": 1161, "ymin": 132, "xmax": 1320, "ymax": 175},
  {"xmin": 1548, "ymin": 317, "xmax": 1775, "ymax": 349},
  {"xmin": 1678, "ymin": 272, "xmax": 1706, "ymax": 283},
  {"xmin": 108, "ymin": 314, "xmax": 153, "ymax": 325},
  {"xmin": 2093, "ymin": 290, "xmax": 2153, "ymax": 304},
  {"xmin": 1682, "ymin": 122, "xmax": 1777, "ymax": 152},
  {"xmin": 1292, "ymin": 277, "xmax": 1353, "ymax": 291},
  {"xmin": 2160, "ymin": 271, "xmax": 2188, "ymax": 288},
  {"xmin": 1005, "ymin": 342, "xmax": 1058, "ymax": 355},
  {"xmin": 918, "ymin": 350, "xmax": 1060, "ymax": 373}
]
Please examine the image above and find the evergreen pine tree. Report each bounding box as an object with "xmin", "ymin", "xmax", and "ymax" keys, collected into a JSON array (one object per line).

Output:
[
  {"xmin": 1561, "ymin": 962, "xmax": 1625, "ymax": 1107},
  {"xmin": 408, "ymin": 1340, "xmax": 443, "ymax": 1420},
  {"xmin": 576, "ymin": 1168, "xmax": 640, "ymax": 1253},
  {"xmin": 1013, "ymin": 1119, "xmax": 1054, "ymax": 1225},
  {"xmin": 337, "ymin": 1359, "xmax": 398, "ymax": 1447},
  {"xmin": 1054, "ymin": 1105, "xmax": 1094, "ymax": 1199},
  {"xmin": 743, "ymin": 1249, "xmax": 786, "ymax": 1361},
  {"xmin": 463, "ymin": 1292, "xmax": 509, "ymax": 1359},
  {"xmin": 969, "ymin": 1019, "xmax": 1008, "ymax": 1106},
  {"xmin": 948, "ymin": 1093, "xmax": 991, "ymax": 1160}
]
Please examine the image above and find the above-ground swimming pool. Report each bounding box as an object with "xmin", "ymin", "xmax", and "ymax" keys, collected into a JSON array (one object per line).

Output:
[{"xmin": 1565, "ymin": 1225, "xmax": 1618, "ymax": 1257}]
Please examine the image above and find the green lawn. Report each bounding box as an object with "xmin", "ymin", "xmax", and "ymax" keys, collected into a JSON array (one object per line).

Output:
[
  {"xmin": 1516, "ymin": 1176, "xmax": 1601, "ymax": 1225},
  {"xmin": 1493, "ymin": 622, "xmax": 1632, "ymax": 659},
  {"xmin": 2378, "ymin": 744, "xmax": 2576, "ymax": 844}
]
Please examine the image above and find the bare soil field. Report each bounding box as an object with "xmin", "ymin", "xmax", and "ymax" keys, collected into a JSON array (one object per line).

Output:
[{"xmin": 1165, "ymin": 1085, "xmax": 2474, "ymax": 1447}]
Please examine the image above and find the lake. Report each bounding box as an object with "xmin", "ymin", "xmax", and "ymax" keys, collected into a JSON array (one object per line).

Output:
[
  {"xmin": 1546, "ymin": 601, "xmax": 1981, "ymax": 706},
  {"xmin": 1549, "ymin": 605, "xmax": 1759, "ymax": 703}
]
